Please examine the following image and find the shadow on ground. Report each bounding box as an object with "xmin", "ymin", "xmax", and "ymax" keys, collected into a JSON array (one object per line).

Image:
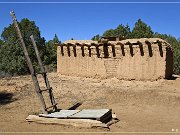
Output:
[
  {"xmin": 0, "ymin": 91, "xmax": 16, "ymax": 105},
  {"xmin": 166, "ymin": 74, "xmax": 180, "ymax": 80}
]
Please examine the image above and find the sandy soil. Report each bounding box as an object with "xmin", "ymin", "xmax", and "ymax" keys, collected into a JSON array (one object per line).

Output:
[{"xmin": 0, "ymin": 72, "xmax": 180, "ymax": 134}]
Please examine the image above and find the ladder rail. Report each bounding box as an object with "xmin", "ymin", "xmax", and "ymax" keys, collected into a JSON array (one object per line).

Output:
[
  {"xmin": 30, "ymin": 35, "xmax": 58, "ymax": 111},
  {"xmin": 10, "ymin": 11, "xmax": 48, "ymax": 114}
]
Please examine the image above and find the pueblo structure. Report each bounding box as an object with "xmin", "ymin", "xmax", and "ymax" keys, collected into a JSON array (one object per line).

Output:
[{"xmin": 57, "ymin": 37, "xmax": 173, "ymax": 80}]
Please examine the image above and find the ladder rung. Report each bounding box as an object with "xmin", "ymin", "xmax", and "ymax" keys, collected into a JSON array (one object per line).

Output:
[
  {"xmin": 45, "ymin": 103, "xmax": 58, "ymax": 110},
  {"xmin": 39, "ymin": 87, "xmax": 52, "ymax": 92}
]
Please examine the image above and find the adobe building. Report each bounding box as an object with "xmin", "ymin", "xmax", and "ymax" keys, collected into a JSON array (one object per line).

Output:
[{"xmin": 57, "ymin": 38, "xmax": 173, "ymax": 80}]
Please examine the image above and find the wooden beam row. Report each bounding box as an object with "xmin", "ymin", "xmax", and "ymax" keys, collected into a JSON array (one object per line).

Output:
[{"xmin": 56, "ymin": 40, "xmax": 165, "ymax": 48}]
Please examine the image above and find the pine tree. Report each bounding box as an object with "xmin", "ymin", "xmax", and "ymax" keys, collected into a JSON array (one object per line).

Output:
[
  {"xmin": 0, "ymin": 18, "xmax": 45, "ymax": 75},
  {"xmin": 131, "ymin": 19, "xmax": 154, "ymax": 38}
]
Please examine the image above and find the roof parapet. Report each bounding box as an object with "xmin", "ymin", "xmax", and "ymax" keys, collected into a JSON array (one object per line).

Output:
[{"xmin": 55, "ymin": 38, "xmax": 170, "ymax": 47}]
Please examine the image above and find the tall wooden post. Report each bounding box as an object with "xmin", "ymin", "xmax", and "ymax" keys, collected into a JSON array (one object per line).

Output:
[{"xmin": 10, "ymin": 11, "xmax": 47, "ymax": 114}]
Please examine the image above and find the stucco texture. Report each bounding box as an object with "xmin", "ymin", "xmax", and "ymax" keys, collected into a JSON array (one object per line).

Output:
[{"xmin": 57, "ymin": 38, "xmax": 173, "ymax": 80}]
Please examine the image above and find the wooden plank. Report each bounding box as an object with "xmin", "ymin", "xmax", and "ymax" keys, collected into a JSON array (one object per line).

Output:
[
  {"xmin": 68, "ymin": 109, "xmax": 112, "ymax": 121},
  {"xmin": 26, "ymin": 115, "xmax": 108, "ymax": 128},
  {"xmin": 39, "ymin": 110, "xmax": 80, "ymax": 118},
  {"xmin": 98, "ymin": 111, "xmax": 112, "ymax": 123},
  {"xmin": 39, "ymin": 109, "xmax": 112, "ymax": 122}
]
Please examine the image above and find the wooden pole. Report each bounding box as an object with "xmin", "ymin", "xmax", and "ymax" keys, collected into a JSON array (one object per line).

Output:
[
  {"xmin": 10, "ymin": 11, "xmax": 47, "ymax": 114},
  {"xmin": 30, "ymin": 35, "xmax": 45, "ymax": 72},
  {"xmin": 30, "ymin": 35, "xmax": 57, "ymax": 111}
]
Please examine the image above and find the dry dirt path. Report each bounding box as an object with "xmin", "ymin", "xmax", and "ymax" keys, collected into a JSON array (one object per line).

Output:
[{"xmin": 0, "ymin": 73, "xmax": 180, "ymax": 134}]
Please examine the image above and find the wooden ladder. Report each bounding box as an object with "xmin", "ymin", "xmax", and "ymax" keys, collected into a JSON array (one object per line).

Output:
[{"xmin": 10, "ymin": 11, "xmax": 58, "ymax": 114}]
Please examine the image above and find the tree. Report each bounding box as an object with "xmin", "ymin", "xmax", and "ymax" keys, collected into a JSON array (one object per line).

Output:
[
  {"xmin": 0, "ymin": 39, "xmax": 3, "ymax": 49},
  {"xmin": 102, "ymin": 24, "xmax": 131, "ymax": 38},
  {"xmin": 53, "ymin": 34, "xmax": 60, "ymax": 43},
  {"xmin": 91, "ymin": 34, "xmax": 100, "ymax": 41},
  {"xmin": 0, "ymin": 18, "xmax": 45, "ymax": 76},
  {"xmin": 0, "ymin": 39, "xmax": 3, "ymax": 45},
  {"xmin": 93, "ymin": 19, "xmax": 153, "ymax": 39},
  {"xmin": 114, "ymin": 24, "xmax": 131, "ymax": 38},
  {"xmin": 43, "ymin": 34, "xmax": 61, "ymax": 71},
  {"xmin": 131, "ymin": 19, "xmax": 154, "ymax": 38},
  {"xmin": 103, "ymin": 29, "xmax": 116, "ymax": 37}
]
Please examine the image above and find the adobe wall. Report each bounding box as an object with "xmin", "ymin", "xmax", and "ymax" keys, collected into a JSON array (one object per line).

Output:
[{"xmin": 57, "ymin": 38, "xmax": 173, "ymax": 80}]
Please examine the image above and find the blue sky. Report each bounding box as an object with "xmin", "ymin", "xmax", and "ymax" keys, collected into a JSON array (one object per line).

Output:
[{"xmin": 0, "ymin": 1, "xmax": 180, "ymax": 42}]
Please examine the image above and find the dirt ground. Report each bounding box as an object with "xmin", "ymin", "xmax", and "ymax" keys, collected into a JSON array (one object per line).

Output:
[{"xmin": 0, "ymin": 72, "xmax": 180, "ymax": 134}]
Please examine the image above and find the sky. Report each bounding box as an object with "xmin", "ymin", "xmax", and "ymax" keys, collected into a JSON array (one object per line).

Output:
[{"xmin": 0, "ymin": 0, "xmax": 180, "ymax": 42}]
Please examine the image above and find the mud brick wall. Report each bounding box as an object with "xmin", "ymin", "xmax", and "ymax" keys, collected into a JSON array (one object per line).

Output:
[{"xmin": 57, "ymin": 39, "xmax": 173, "ymax": 80}]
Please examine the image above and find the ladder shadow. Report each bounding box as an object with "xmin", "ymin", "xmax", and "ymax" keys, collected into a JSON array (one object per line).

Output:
[
  {"xmin": 48, "ymin": 102, "xmax": 83, "ymax": 113},
  {"xmin": 68, "ymin": 102, "xmax": 83, "ymax": 110}
]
